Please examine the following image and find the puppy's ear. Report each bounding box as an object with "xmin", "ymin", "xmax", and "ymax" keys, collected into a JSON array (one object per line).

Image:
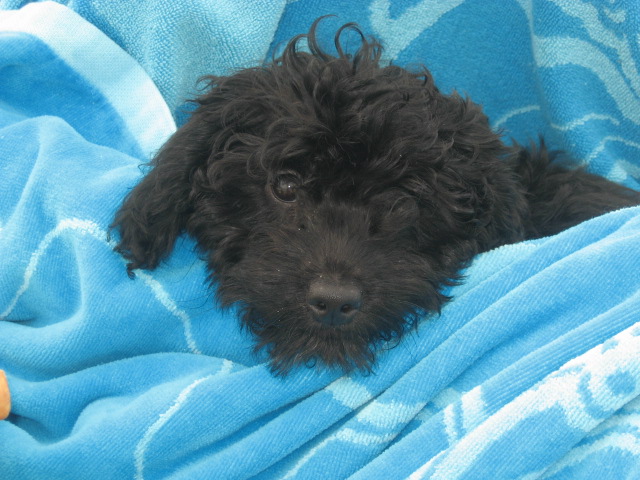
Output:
[
  {"xmin": 111, "ymin": 117, "xmax": 213, "ymax": 276},
  {"xmin": 437, "ymin": 93, "xmax": 505, "ymax": 164},
  {"xmin": 432, "ymin": 93, "xmax": 528, "ymax": 246}
]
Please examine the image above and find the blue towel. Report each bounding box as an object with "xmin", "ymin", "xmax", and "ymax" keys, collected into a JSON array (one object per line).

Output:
[
  {"xmin": 0, "ymin": 0, "xmax": 287, "ymax": 124},
  {"xmin": 1, "ymin": 1, "xmax": 639, "ymax": 479}
]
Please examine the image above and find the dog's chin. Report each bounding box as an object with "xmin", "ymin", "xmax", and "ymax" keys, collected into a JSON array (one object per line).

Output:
[{"xmin": 241, "ymin": 307, "xmax": 415, "ymax": 375}]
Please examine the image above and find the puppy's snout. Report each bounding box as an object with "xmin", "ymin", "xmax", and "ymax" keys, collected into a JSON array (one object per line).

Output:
[{"xmin": 307, "ymin": 279, "xmax": 362, "ymax": 326}]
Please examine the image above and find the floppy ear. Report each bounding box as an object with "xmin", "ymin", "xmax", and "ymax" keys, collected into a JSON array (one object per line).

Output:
[
  {"xmin": 112, "ymin": 68, "xmax": 279, "ymax": 276},
  {"xmin": 111, "ymin": 115, "xmax": 216, "ymax": 276},
  {"xmin": 428, "ymin": 92, "xmax": 529, "ymax": 247}
]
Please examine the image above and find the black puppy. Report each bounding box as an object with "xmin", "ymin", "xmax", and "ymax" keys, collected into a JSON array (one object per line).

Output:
[{"xmin": 112, "ymin": 21, "xmax": 639, "ymax": 373}]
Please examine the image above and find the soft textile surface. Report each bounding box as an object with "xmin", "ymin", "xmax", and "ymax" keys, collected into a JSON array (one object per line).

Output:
[{"xmin": 1, "ymin": 1, "xmax": 639, "ymax": 479}]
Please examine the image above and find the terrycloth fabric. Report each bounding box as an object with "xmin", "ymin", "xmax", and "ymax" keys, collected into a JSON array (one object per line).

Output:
[
  {"xmin": 0, "ymin": 1, "xmax": 639, "ymax": 479},
  {"xmin": 0, "ymin": 0, "xmax": 286, "ymax": 123}
]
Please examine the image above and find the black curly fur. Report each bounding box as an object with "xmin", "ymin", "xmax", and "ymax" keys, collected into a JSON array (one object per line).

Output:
[{"xmin": 111, "ymin": 20, "xmax": 640, "ymax": 374}]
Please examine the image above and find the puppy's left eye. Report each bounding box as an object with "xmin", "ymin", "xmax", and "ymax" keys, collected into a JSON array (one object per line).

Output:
[
  {"xmin": 270, "ymin": 173, "xmax": 300, "ymax": 203},
  {"xmin": 271, "ymin": 172, "xmax": 300, "ymax": 203}
]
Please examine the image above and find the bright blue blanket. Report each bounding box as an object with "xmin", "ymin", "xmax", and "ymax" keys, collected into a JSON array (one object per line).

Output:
[{"xmin": 1, "ymin": 1, "xmax": 639, "ymax": 479}]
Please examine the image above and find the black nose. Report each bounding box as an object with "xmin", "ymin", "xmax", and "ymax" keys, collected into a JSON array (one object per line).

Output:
[{"xmin": 307, "ymin": 279, "xmax": 362, "ymax": 326}]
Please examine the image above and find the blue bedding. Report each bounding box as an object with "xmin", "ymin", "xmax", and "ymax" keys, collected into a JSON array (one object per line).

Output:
[{"xmin": 1, "ymin": 1, "xmax": 639, "ymax": 479}]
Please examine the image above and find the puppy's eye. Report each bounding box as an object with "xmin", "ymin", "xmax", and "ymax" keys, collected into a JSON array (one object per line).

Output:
[{"xmin": 271, "ymin": 173, "xmax": 300, "ymax": 203}]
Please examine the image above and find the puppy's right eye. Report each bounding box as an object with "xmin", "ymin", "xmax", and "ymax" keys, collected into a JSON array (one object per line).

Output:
[{"xmin": 271, "ymin": 173, "xmax": 300, "ymax": 203}]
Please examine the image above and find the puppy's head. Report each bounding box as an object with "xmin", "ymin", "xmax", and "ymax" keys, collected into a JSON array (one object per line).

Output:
[{"xmin": 112, "ymin": 20, "xmax": 524, "ymax": 373}]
